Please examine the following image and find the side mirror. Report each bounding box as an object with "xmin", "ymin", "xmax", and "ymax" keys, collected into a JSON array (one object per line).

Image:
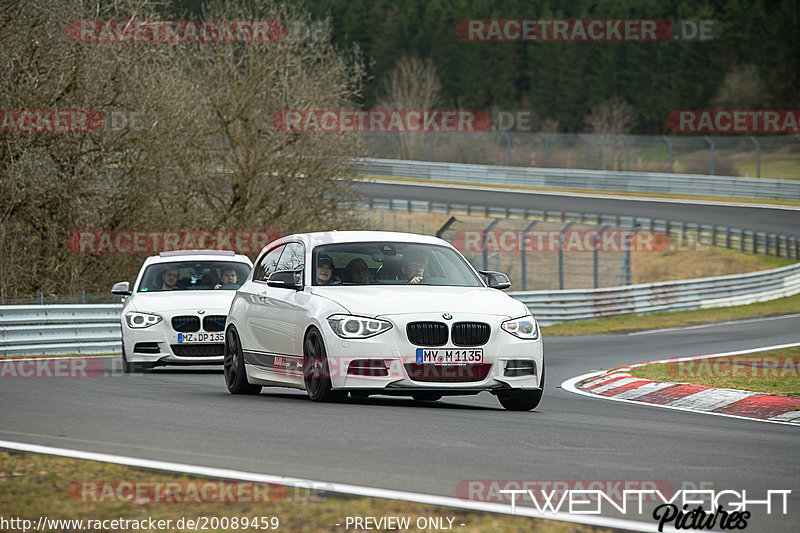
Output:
[
  {"xmin": 111, "ymin": 281, "xmax": 131, "ymax": 296},
  {"xmin": 479, "ymin": 270, "xmax": 511, "ymax": 290},
  {"xmin": 267, "ymin": 269, "xmax": 303, "ymax": 290}
]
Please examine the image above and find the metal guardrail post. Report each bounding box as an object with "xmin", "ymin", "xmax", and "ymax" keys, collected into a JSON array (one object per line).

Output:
[
  {"xmin": 481, "ymin": 218, "xmax": 502, "ymax": 271},
  {"xmin": 558, "ymin": 221, "xmax": 575, "ymax": 290},
  {"xmin": 662, "ymin": 136, "xmax": 673, "ymax": 172},
  {"xmin": 750, "ymin": 136, "xmax": 760, "ymax": 178},
  {"xmin": 520, "ymin": 220, "xmax": 539, "ymax": 291},
  {"xmin": 704, "ymin": 136, "xmax": 715, "ymax": 175}
]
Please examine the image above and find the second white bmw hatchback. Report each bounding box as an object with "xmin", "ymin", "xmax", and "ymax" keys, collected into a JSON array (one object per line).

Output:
[{"xmin": 224, "ymin": 231, "xmax": 544, "ymax": 410}]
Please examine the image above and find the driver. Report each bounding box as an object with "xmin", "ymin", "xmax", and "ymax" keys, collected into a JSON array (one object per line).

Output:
[
  {"xmin": 399, "ymin": 251, "xmax": 426, "ymax": 284},
  {"xmin": 161, "ymin": 266, "xmax": 180, "ymax": 290},
  {"xmin": 215, "ymin": 267, "xmax": 238, "ymax": 289}
]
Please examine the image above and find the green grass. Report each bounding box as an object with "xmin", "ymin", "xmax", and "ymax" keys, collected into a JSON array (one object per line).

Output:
[
  {"xmin": 541, "ymin": 292, "xmax": 800, "ymax": 336},
  {"xmin": 629, "ymin": 347, "xmax": 800, "ymax": 397},
  {"xmin": 0, "ymin": 451, "xmax": 613, "ymax": 533}
]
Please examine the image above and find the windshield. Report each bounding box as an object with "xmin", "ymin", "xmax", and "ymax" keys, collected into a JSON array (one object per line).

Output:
[
  {"xmin": 137, "ymin": 261, "xmax": 251, "ymax": 292},
  {"xmin": 312, "ymin": 242, "xmax": 483, "ymax": 287}
]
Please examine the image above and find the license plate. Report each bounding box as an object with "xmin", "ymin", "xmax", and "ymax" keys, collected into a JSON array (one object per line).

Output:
[
  {"xmin": 177, "ymin": 332, "xmax": 224, "ymax": 343},
  {"xmin": 416, "ymin": 348, "xmax": 483, "ymax": 365}
]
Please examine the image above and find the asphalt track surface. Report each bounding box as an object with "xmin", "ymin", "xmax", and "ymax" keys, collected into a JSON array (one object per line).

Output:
[
  {"xmin": 3, "ymin": 183, "xmax": 800, "ymax": 531},
  {"xmin": 357, "ymin": 181, "xmax": 800, "ymax": 236}
]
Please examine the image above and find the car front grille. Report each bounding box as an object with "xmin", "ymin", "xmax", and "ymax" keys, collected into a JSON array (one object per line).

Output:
[
  {"xmin": 171, "ymin": 316, "xmax": 200, "ymax": 332},
  {"xmin": 451, "ymin": 322, "xmax": 490, "ymax": 346},
  {"xmin": 170, "ymin": 344, "xmax": 224, "ymax": 357},
  {"xmin": 404, "ymin": 363, "xmax": 491, "ymax": 382},
  {"xmin": 203, "ymin": 315, "xmax": 227, "ymax": 332},
  {"xmin": 406, "ymin": 322, "xmax": 448, "ymax": 346},
  {"xmin": 133, "ymin": 342, "xmax": 160, "ymax": 354}
]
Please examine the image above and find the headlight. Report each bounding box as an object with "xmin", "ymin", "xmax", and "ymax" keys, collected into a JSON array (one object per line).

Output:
[
  {"xmin": 126, "ymin": 312, "xmax": 163, "ymax": 329},
  {"xmin": 327, "ymin": 315, "xmax": 392, "ymax": 339},
  {"xmin": 501, "ymin": 315, "xmax": 539, "ymax": 339}
]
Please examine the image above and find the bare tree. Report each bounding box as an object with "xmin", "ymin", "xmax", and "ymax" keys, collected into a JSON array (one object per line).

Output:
[
  {"xmin": 711, "ymin": 64, "xmax": 765, "ymax": 109},
  {"xmin": 374, "ymin": 55, "xmax": 441, "ymax": 159},
  {"xmin": 0, "ymin": 0, "xmax": 366, "ymax": 300},
  {"xmin": 585, "ymin": 97, "xmax": 634, "ymax": 170}
]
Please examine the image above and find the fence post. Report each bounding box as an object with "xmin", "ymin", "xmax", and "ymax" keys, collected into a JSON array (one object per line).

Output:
[
  {"xmin": 594, "ymin": 225, "xmax": 609, "ymax": 288},
  {"xmin": 578, "ymin": 134, "xmax": 589, "ymax": 169},
  {"xmin": 538, "ymin": 133, "xmax": 550, "ymax": 167},
  {"xmin": 704, "ymin": 136, "xmax": 715, "ymax": 175},
  {"xmin": 500, "ymin": 132, "xmax": 511, "ymax": 166},
  {"xmin": 558, "ymin": 221, "xmax": 575, "ymax": 290},
  {"xmin": 520, "ymin": 220, "xmax": 539, "ymax": 291},
  {"xmin": 481, "ymin": 218, "xmax": 502, "ymax": 271},
  {"xmin": 662, "ymin": 136, "xmax": 673, "ymax": 172},
  {"xmin": 750, "ymin": 136, "xmax": 760, "ymax": 178}
]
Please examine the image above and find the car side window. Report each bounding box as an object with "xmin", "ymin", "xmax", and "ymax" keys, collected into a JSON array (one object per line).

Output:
[
  {"xmin": 275, "ymin": 242, "xmax": 304, "ymax": 271},
  {"xmin": 254, "ymin": 245, "xmax": 285, "ymax": 282}
]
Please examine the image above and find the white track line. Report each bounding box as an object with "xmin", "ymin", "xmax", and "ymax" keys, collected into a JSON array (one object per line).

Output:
[
  {"xmin": 561, "ymin": 343, "xmax": 800, "ymax": 427},
  {"xmin": 0, "ymin": 439, "xmax": 673, "ymax": 533},
  {"xmin": 363, "ymin": 177, "xmax": 800, "ymax": 211}
]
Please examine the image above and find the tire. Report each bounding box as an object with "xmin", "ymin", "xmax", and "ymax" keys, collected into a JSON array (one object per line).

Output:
[
  {"xmin": 412, "ymin": 392, "xmax": 442, "ymax": 402},
  {"xmin": 303, "ymin": 328, "xmax": 346, "ymax": 402},
  {"xmin": 497, "ymin": 365, "xmax": 545, "ymax": 411},
  {"xmin": 224, "ymin": 327, "xmax": 262, "ymax": 395}
]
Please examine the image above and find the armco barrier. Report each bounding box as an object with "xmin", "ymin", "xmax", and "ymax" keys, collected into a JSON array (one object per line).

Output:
[
  {"xmin": 2, "ymin": 263, "xmax": 799, "ymax": 355},
  {"xmin": 0, "ymin": 304, "xmax": 122, "ymax": 357},
  {"xmin": 511, "ymin": 262, "xmax": 800, "ymax": 325},
  {"xmin": 358, "ymin": 158, "xmax": 800, "ymax": 201}
]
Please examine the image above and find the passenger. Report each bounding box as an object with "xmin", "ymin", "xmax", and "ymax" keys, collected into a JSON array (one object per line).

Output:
[
  {"xmin": 316, "ymin": 254, "xmax": 339, "ymax": 285},
  {"xmin": 161, "ymin": 266, "xmax": 180, "ymax": 291},
  {"xmin": 343, "ymin": 258, "xmax": 372, "ymax": 285},
  {"xmin": 399, "ymin": 251, "xmax": 426, "ymax": 284},
  {"xmin": 215, "ymin": 267, "xmax": 239, "ymax": 289}
]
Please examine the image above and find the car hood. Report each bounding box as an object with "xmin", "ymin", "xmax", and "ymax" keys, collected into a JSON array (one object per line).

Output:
[
  {"xmin": 309, "ymin": 286, "xmax": 529, "ymax": 318},
  {"xmin": 128, "ymin": 290, "xmax": 235, "ymax": 313}
]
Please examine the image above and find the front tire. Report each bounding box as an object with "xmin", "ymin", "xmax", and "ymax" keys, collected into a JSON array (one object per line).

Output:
[
  {"xmin": 497, "ymin": 365, "xmax": 544, "ymax": 411},
  {"xmin": 303, "ymin": 328, "xmax": 346, "ymax": 402},
  {"xmin": 224, "ymin": 327, "xmax": 261, "ymax": 395}
]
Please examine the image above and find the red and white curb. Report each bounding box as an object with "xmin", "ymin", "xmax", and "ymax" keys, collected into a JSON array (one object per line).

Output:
[{"xmin": 562, "ymin": 343, "xmax": 800, "ymax": 426}]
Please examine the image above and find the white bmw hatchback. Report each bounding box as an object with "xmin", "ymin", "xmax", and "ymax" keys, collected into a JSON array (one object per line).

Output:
[
  {"xmin": 224, "ymin": 231, "xmax": 544, "ymax": 410},
  {"xmin": 111, "ymin": 250, "xmax": 253, "ymax": 372}
]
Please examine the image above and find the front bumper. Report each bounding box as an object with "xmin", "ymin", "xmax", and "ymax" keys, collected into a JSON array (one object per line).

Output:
[{"xmin": 321, "ymin": 313, "xmax": 543, "ymax": 393}]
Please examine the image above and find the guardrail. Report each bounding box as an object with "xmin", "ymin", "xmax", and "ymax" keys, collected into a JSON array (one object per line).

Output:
[
  {"xmin": 358, "ymin": 158, "xmax": 800, "ymax": 201},
  {"xmin": 512, "ymin": 262, "xmax": 800, "ymax": 325},
  {"xmin": 2, "ymin": 262, "xmax": 799, "ymax": 354},
  {"xmin": 0, "ymin": 304, "xmax": 121, "ymax": 357}
]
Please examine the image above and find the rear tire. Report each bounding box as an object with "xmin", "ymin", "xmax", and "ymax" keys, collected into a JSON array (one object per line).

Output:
[
  {"xmin": 303, "ymin": 328, "xmax": 346, "ymax": 402},
  {"xmin": 224, "ymin": 327, "xmax": 262, "ymax": 395},
  {"xmin": 498, "ymin": 365, "xmax": 544, "ymax": 411}
]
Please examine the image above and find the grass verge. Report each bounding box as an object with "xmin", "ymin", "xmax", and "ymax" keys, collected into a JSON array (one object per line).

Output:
[
  {"xmin": 0, "ymin": 451, "xmax": 613, "ymax": 533},
  {"xmin": 629, "ymin": 347, "xmax": 800, "ymax": 397},
  {"xmin": 541, "ymin": 292, "xmax": 800, "ymax": 336}
]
